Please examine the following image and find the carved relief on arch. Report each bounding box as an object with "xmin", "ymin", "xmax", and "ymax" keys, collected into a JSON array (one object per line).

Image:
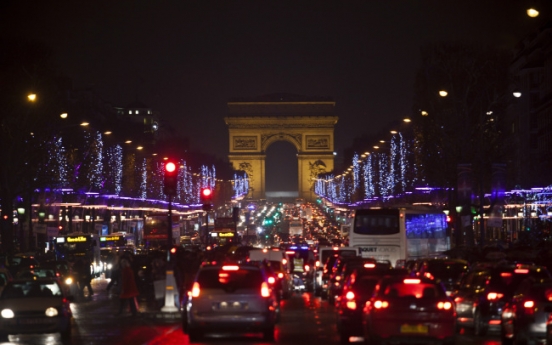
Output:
[{"xmin": 261, "ymin": 132, "xmax": 302, "ymax": 152}]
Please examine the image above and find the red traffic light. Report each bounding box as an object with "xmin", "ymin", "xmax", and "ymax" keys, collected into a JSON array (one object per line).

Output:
[
  {"xmin": 165, "ymin": 161, "xmax": 176, "ymax": 173},
  {"xmin": 201, "ymin": 188, "xmax": 212, "ymax": 197}
]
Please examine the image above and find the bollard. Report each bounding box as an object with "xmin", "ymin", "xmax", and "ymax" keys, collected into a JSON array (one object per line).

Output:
[{"xmin": 160, "ymin": 269, "xmax": 178, "ymax": 312}]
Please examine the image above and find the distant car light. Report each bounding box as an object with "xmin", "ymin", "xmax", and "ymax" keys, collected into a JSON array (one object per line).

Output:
[
  {"xmin": 45, "ymin": 307, "xmax": 58, "ymax": 317},
  {"xmin": 1, "ymin": 309, "xmax": 14, "ymax": 318}
]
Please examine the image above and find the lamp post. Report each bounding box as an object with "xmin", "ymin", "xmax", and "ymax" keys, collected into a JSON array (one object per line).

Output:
[{"xmin": 17, "ymin": 206, "xmax": 25, "ymax": 253}]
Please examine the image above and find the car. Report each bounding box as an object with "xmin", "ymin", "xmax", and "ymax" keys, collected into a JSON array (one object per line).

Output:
[
  {"xmin": 415, "ymin": 258, "xmax": 469, "ymax": 296},
  {"xmin": 315, "ymin": 246, "xmax": 358, "ymax": 297},
  {"xmin": 501, "ymin": 280, "xmax": 552, "ymax": 345},
  {"xmin": 182, "ymin": 262, "xmax": 279, "ymax": 342},
  {"xmin": 0, "ymin": 278, "xmax": 73, "ymax": 340},
  {"xmin": 453, "ymin": 263, "xmax": 551, "ymax": 336},
  {"xmin": 248, "ymin": 248, "xmax": 293, "ymax": 300},
  {"xmin": 363, "ymin": 275, "xmax": 456, "ymax": 345},
  {"xmin": 328, "ymin": 256, "xmax": 378, "ymax": 304},
  {"xmin": 336, "ymin": 265, "xmax": 382, "ymax": 343}
]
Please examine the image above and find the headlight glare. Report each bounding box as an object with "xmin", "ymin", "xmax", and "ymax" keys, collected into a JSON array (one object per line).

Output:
[
  {"xmin": 1, "ymin": 309, "xmax": 14, "ymax": 318},
  {"xmin": 65, "ymin": 277, "xmax": 73, "ymax": 285},
  {"xmin": 45, "ymin": 307, "xmax": 58, "ymax": 317}
]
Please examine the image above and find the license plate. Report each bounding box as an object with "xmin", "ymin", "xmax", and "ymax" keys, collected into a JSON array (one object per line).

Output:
[{"xmin": 400, "ymin": 324, "xmax": 428, "ymax": 334}]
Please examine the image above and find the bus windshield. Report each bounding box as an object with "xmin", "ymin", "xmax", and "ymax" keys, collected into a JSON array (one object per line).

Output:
[{"xmin": 354, "ymin": 214, "xmax": 400, "ymax": 235}]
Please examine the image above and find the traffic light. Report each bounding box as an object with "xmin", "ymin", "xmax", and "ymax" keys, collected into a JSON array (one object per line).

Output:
[
  {"xmin": 200, "ymin": 187, "xmax": 213, "ymax": 210},
  {"xmin": 163, "ymin": 161, "xmax": 178, "ymax": 196}
]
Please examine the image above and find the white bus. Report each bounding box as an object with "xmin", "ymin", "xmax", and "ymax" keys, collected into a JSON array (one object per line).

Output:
[{"xmin": 350, "ymin": 206, "xmax": 450, "ymax": 267}]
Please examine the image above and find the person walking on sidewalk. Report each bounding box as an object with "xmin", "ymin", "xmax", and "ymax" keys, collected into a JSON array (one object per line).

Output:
[{"xmin": 116, "ymin": 258, "xmax": 139, "ymax": 316}]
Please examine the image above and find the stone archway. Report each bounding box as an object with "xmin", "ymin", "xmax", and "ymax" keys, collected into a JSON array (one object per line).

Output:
[{"xmin": 224, "ymin": 94, "xmax": 338, "ymax": 202}]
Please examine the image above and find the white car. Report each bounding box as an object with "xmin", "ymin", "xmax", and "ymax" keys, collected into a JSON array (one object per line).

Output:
[{"xmin": 0, "ymin": 279, "xmax": 73, "ymax": 340}]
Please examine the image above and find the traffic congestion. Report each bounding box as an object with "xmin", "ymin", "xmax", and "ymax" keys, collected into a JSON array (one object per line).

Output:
[{"xmin": 0, "ymin": 200, "xmax": 552, "ymax": 344}]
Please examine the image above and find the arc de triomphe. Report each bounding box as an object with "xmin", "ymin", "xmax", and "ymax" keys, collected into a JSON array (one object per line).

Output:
[{"xmin": 224, "ymin": 94, "xmax": 338, "ymax": 202}]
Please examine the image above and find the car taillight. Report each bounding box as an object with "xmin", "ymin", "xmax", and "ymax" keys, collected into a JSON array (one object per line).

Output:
[
  {"xmin": 315, "ymin": 260, "xmax": 320, "ymax": 267},
  {"xmin": 345, "ymin": 291, "xmax": 355, "ymax": 300},
  {"xmin": 191, "ymin": 282, "xmax": 200, "ymax": 297},
  {"xmin": 373, "ymin": 300, "xmax": 389, "ymax": 309},
  {"xmin": 268, "ymin": 276, "xmax": 276, "ymax": 284},
  {"xmin": 523, "ymin": 300, "xmax": 535, "ymax": 315},
  {"xmin": 261, "ymin": 282, "xmax": 270, "ymax": 297},
  {"xmin": 278, "ymin": 272, "xmax": 284, "ymax": 279},
  {"xmin": 335, "ymin": 276, "xmax": 341, "ymax": 281},
  {"xmin": 364, "ymin": 263, "xmax": 375, "ymax": 268},
  {"xmin": 487, "ymin": 292, "xmax": 504, "ymax": 300},
  {"xmin": 304, "ymin": 265, "xmax": 310, "ymax": 272},
  {"xmin": 514, "ymin": 268, "xmax": 529, "ymax": 274},
  {"xmin": 437, "ymin": 301, "xmax": 453, "ymax": 310},
  {"xmin": 282, "ymin": 259, "xmax": 287, "ymax": 265}
]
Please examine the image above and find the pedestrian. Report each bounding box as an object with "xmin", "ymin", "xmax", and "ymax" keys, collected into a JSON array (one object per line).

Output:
[
  {"xmin": 106, "ymin": 251, "xmax": 121, "ymax": 294},
  {"xmin": 74, "ymin": 258, "xmax": 94, "ymax": 299},
  {"xmin": 116, "ymin": 258, "xmax": 139, "ymax": 316}
]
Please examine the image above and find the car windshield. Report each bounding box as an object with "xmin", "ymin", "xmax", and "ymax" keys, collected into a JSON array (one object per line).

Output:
[
  {"xmin": 1, "ymin": 281, "xmax": 62, "ymax": 299},
  {"xmin": 16, "ymin": 269, "xmax": 57, "ymax": 279},
  {"xmin": 424, "ymin": 261, "xmax": 469, "ymax": 280},
  {"xmin": 197, "ymin": 267, "xmax": 263, "ymax": 290}
]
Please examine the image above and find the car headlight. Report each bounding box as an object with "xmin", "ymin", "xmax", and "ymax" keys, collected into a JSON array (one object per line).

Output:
[
  {"xmin": 45, "ymin": 307, "xmax": 58, "ymax": 317},
  {"xmin": 1, "ymin": 309, "xmax": 14, "ymax": 318},
  {"xmin": 65, "ymin": 277, "xmax": 73, "ymax": 285}
]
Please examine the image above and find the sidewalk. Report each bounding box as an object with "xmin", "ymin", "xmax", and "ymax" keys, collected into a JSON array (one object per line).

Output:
[{"xmin": 90, "ymin": 275, "xmax": 181, "ymax": 320}]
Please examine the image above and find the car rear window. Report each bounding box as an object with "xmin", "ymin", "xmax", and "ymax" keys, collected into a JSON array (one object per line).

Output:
[
  {"xmin": 489, "ymin": 269, "xmax": 551, "ymax": 292},
  {"xmin": 197, "ymin": 268, "xmax": 263, "ymax": 290},
  {"xmin": 382, "ymin": 281, "xmax": 443, "ymax": 299},
  {"xmin": 424, "ymin": 261, "xmax": 469, "ymax": 280}
]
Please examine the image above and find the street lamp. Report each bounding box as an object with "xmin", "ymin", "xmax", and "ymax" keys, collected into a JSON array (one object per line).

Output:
[
  {"xmin": 17, "ymin": 206, "xmax": 25, "ymax": 252},
  {"xmin": 27, "ymin": 93, "xmax": 36, "ymax": 102}
]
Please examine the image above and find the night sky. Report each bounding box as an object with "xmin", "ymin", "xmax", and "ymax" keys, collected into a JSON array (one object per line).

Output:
[{"xmin": 2, "ymin": 1, "xmax": 550, "ymax": 190}]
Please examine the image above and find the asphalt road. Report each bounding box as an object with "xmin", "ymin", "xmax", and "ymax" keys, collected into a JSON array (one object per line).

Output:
[{"xmin": 0, "ymin": 276, "xmax": 502, "ymax": 345}]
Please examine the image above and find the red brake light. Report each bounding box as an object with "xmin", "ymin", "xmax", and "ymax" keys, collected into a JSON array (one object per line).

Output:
[
  {"xmin": 524, "ymin": 300, "xmax": 535, "ymax": 308},
  {"xmin": 514, "ymin": 269, "xmax": 529, "ymax": 274},
  {"xmin": 304, "ymin": 265, "xmax": 310, "ymax": 272},
  {"xmin": 374, "ymin": 300, "xmax": 389, "ymax": 309},
  {"xmin": 278, "ymin": 272, "xmax": 284, "ymax": 279},
  {"xmin": 404, "ymin": 278, "xmax": 421, "ymax": 284},
  {"xmin": 191, "ymin": 282, "xmax": 200, "ymax": 297},
  {"xmin": 487, "ymin": 292, "xmax": 504, "ymax": 300},
  {"xmin": 268, "ymin": 276, "xmax": 276, "ymax": 284},
  {"xmin": 286, "ymin": 251, "xmax": 295, "ymax": 255},
  {"xmin": 501, "ymin": 272, "xmax": 512, "ymax": 277},
  {"xmin": 345, "ymin": 291, "xmax": 355, "ymax": 300},
  {"xmin": 222, "ymin": 265, "xmax": 239, "ymax": 271},
  {"xmin": 333, "ymin": 247, "xmax": 339, "ymax": 250},
  {"xmin": 282, "ymin": 258, "xmax": 287, "ymax": 265},
  {"xmin": 261, "ymin": 282, "xmax": 270, "ymax": 297},
  {"xmin": 437, "ymin": 301, "xmax": 453, "ymax": 310},
  {"xmin": 315, "ymin": 260, "xmax": 320, "ymax": 267},
  {"xmin": 364, "ymin": 263, "xmax": 375, "ymax": 268}
]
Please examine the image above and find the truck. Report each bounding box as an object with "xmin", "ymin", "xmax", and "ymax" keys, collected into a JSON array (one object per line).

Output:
[{"xmin": 289, "ymin": 219, "xmax": 303, "ymax": 237}]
